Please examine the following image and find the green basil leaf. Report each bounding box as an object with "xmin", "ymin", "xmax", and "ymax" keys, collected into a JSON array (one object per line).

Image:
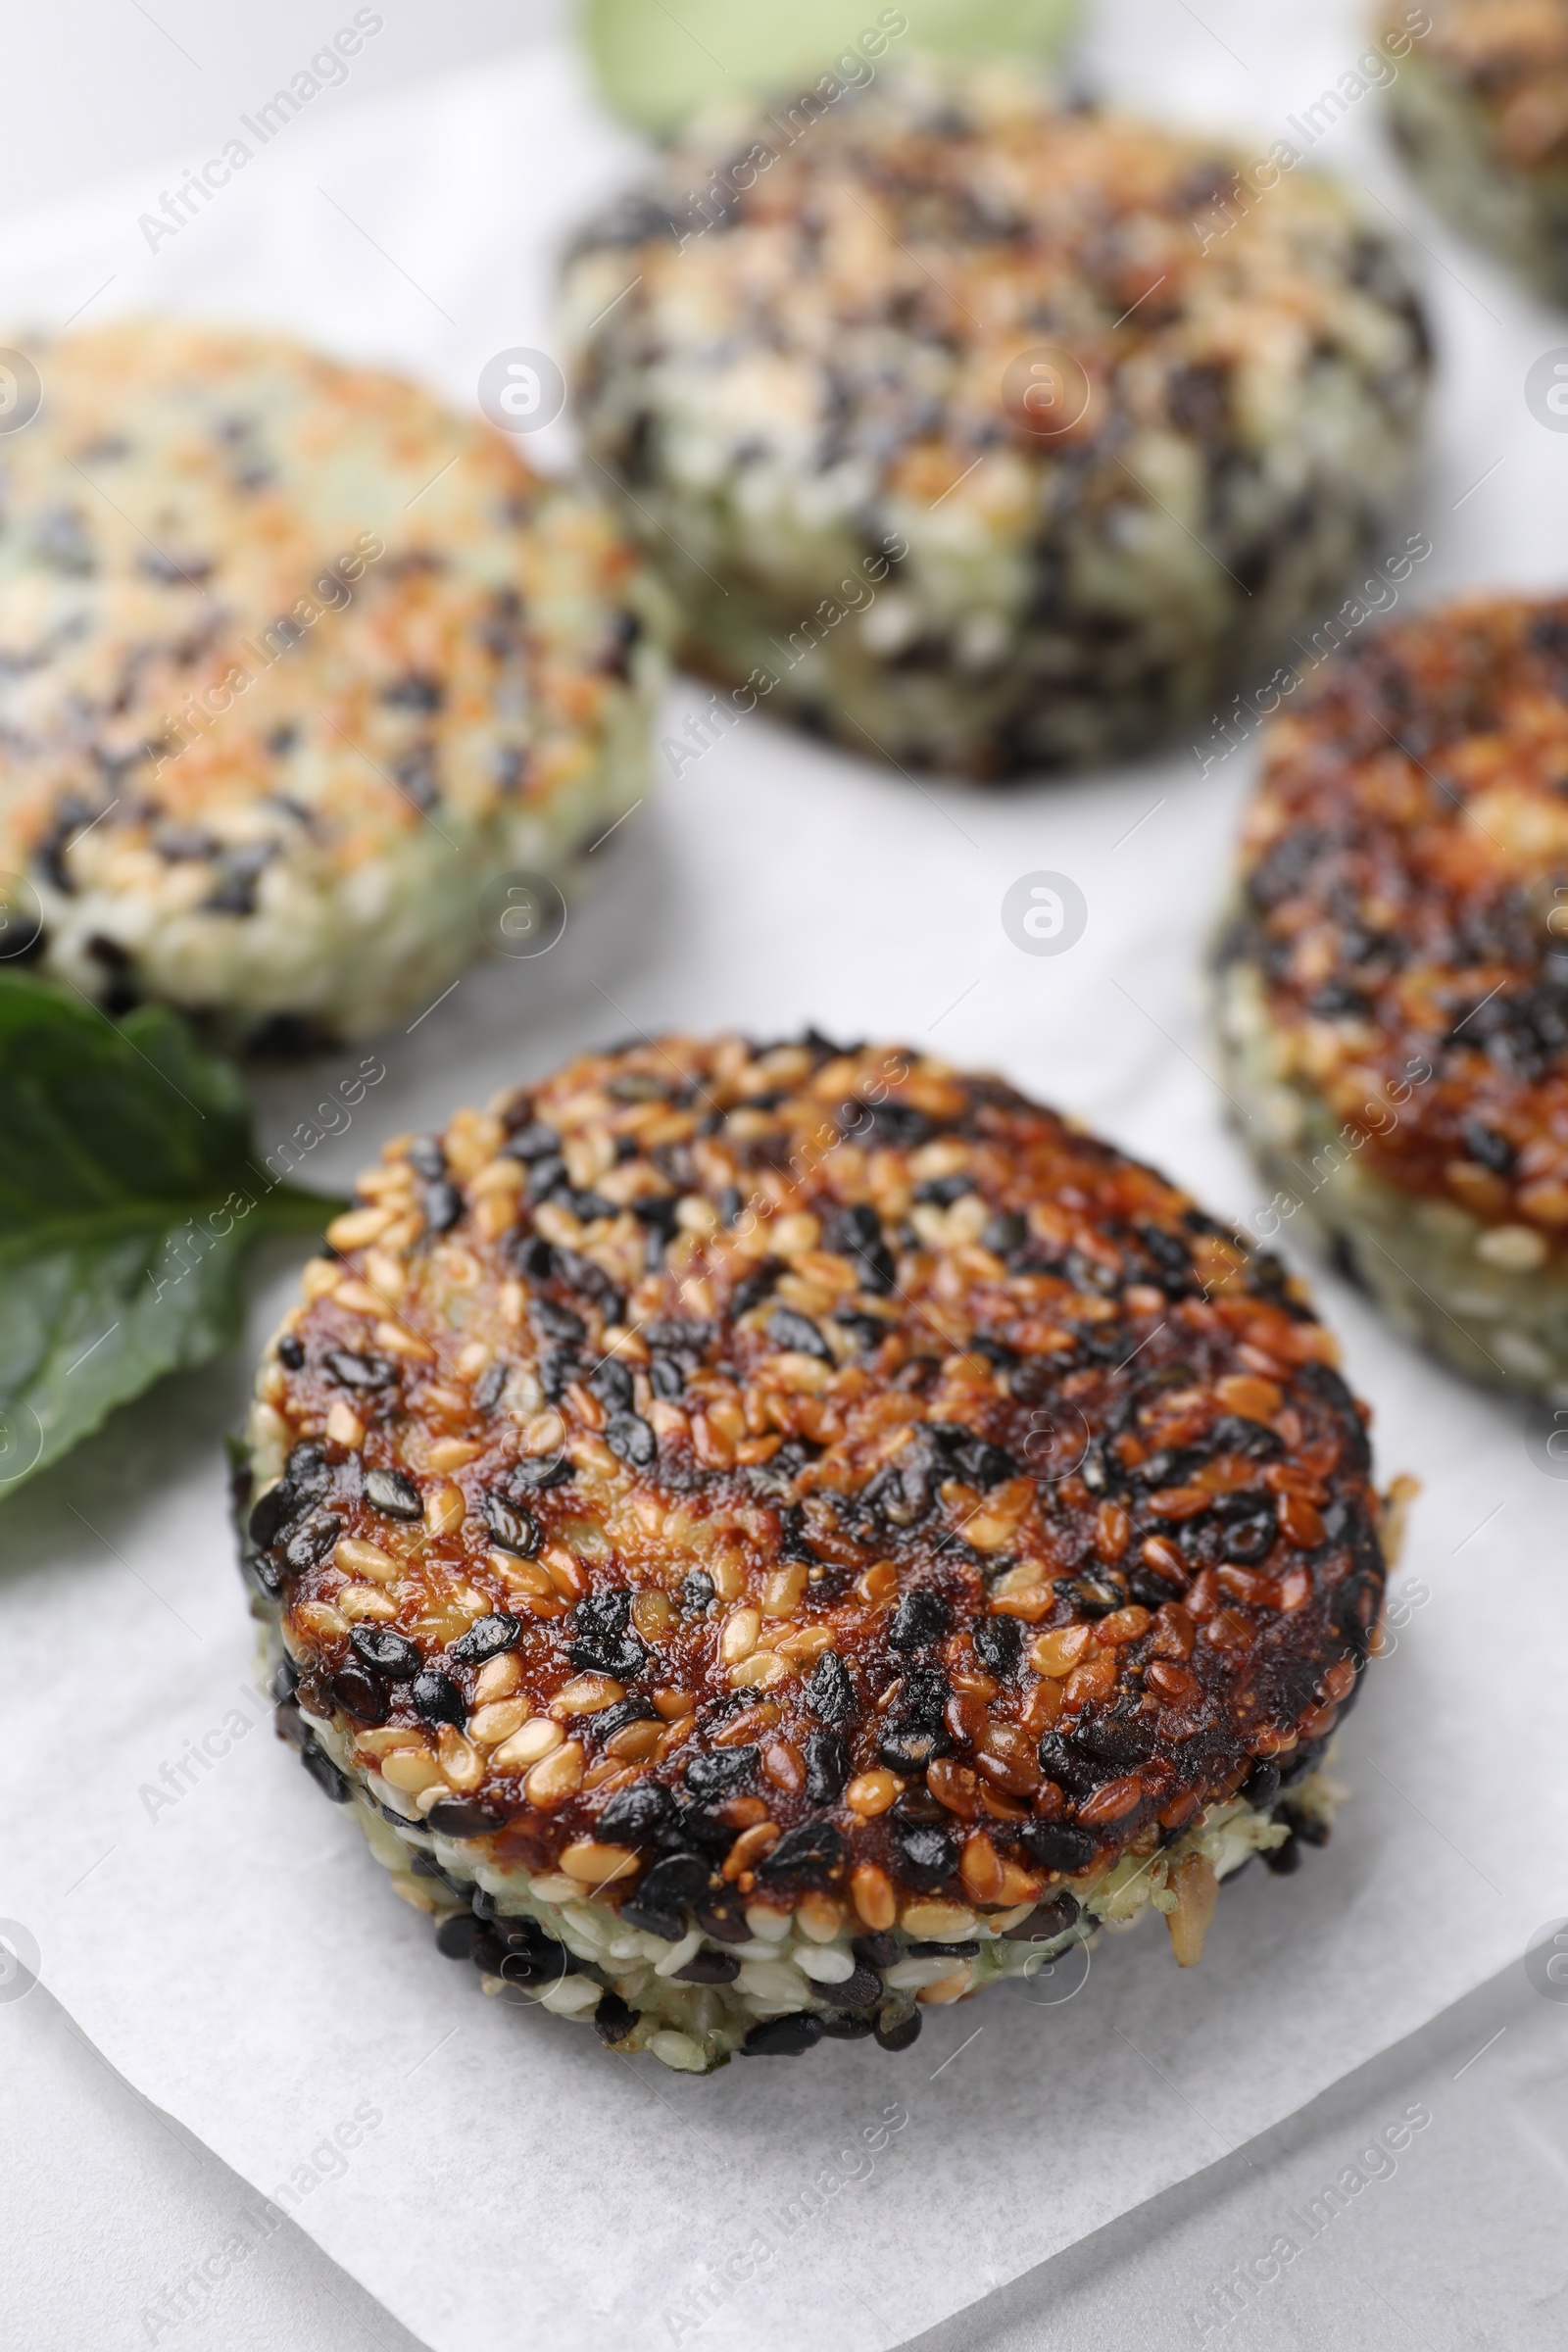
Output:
[
  {"xmin": 0, "ymin": 973, "xmax": 337, "ymax": 1494},
  {"xmin": 582, "ymin": 0, "xmax": 1084, "ymax": 139}
]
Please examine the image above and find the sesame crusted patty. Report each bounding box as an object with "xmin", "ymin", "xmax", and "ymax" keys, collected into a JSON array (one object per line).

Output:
[
  {"xmin": 1382, "ymin": 0, "xmax": 1568, "ymax": 303},
  {"xmin": 238, "ymin": 1036, "xmax": 1387, "ymax": 2068},
  {"xmin": 561, "ymin": 60, "xmax": 1430, "ymax": 777},
  {"xmin": 0, "ymin": 322, "xmax": 666, "ymax": 1049},
  {"xmin": 1217, "ymin": 593, "xmax": 1568, "ymax": 1395}
]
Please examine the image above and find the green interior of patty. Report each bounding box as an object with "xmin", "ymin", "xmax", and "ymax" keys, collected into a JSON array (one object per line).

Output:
[
  {"xmin": 1216, "ymin": 954, "xmax": 1568, "ymax": 1398},
  {"xmin": 581, "ymin": 0, "xmax": 1083, "ymax": 137}
]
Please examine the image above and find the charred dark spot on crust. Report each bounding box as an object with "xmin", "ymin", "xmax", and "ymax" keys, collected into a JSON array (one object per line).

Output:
[
  {"xmin": 254, "ymin": 1033, "xmax": 1383, "ymax": 1946},
  {"xmin": 1233, "ymin": 593, "xmax": 1568, "ymax": 1232}
]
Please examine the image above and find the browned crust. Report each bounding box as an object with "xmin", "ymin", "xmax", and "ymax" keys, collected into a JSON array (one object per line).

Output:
[
  {"xmin": 240, "ymin": 1035, "xmax": 1384, "ymax": 1928},
  {"xmin": 1223, "ymin": 593, "xmax": 1568, "ymax": 1237},
  {"xmin": 1387, "ymin": 0, "xmax": 1568, "ymax": 167}
]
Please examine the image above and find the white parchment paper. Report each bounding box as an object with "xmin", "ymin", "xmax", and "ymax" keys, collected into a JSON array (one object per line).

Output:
[{"xmin": 4, "ymin": 8, "xmax": 1568, "ymax": 2350}]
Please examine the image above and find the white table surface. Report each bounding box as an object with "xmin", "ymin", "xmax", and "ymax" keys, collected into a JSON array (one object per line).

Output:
[
  {"xmin": 8, "ymin": 1954, "xmax": 1567, "ymax": 2350},
  {"xmin": 5, "ymin": 5, "xmax": 1568, "ymax": 2347}
]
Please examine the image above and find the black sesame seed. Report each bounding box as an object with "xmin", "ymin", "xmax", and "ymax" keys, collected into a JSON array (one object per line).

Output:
[
  {"xmin": 804, "ymin": 1730, "xmax": 849, "ymax": 1803},
  {"xmin": 888, "ymin": 1589, "xmax": 949, "ymax": 1651},
  {"xmin": 913, "ymin": 1173, "xmax": 973, "ymax": 1205},
  {"xmin": 568, "ymin": 1590, "xmax": 644, "ymax": 1678},
  {"xmin": 598, "ymin": 1783, "xmax": 676, "ymax": 1841},
  {"xmin": 1241, "ymin": 1758, "xmax": 1282, "ymax": 1810},
  {"xmin": 825, "ymin": 1202, "xmax": 897, "ymax": 1294},
  {"xmin": 604, "ymin": 1410, "xmax": 657, "ymax": 1468},
  {"xmin": 819, "ymin": 2012, "xmax": 876, "ymax": 2040},
  {"xmin": 1034, "ymin": 1733, "xmax": 1102, "ymax": 1797},
  {"xmin": 423, "ymin": 1181, "xmax": 464, "ymax": 1234},
  {"xmin": 288, "ymin": 1443, "xmax": 332, "ymax": 1494},
  {"xmin": 425, "ymin": 1798, "xmax": 501, "ymax": 1838},
  {"xmin": 1071, "ymin": 1713, "xmax": 1155, "ymax": 1769},
  {"xmin": 1461, "ymin": 1119, "xmax": 1516, "ymax": 1175},
  {"xmin": 618, "ymin": 1899, "xmax": 686, "ymax": 1942},
  {"xmin": 248, "ymin": 1479, "xmax": 304, "ymax": 1549},
  {"xmin": 853, "ymin": 1932, "xmax": 900, "ymax": 1971},
  {"xmin": 505, "ymin": 1452, "xmax": 573, "ymax": 1493},
  {"xmin": 593, "ymin": 1990, "xmax": 639, "ymax": 2046},
  {"xmin": 766, "ymin": 1306, "xmax": 833, "ymax": 1361},
  {"xmin": 833, "ymin": 1310, "xmax": 892, "ymax": 1355},
  {"xmin": 349, "ymin": 1626, "xmax": 421, "ymax": 1679},
  {"xmin": 805, "ymin": 1648, "xmax": 856, "ymax": 1723},
  {"xmin": 741, "ymin": 2013, "xmax": 825, "ymax": 2057},
  {"xmin": 828, "ymin": 1963, "xmax": 884, "ymax": 2012},
  {"xmin": 283, "ymin": 1514, "xmax": 341, "ymax": 1573},
  {"xmin": 877, "ymin": 1723, "xmax": 951, "ymax": 1772},
  {"xmin": 679, "ymin": 1569, "xmax": 716, "ymax": 1616},
  {"xmin": 641, "ymin": 1851, "xmax": 711, "ymax": 1909},
  {"xmin": 1206, "ymin": 1414, "xmax": 1284, "ymax": 1458},
  {"xmin": 277, "ymin": 1335, "xmax": 305, "ymax": 1370},
  {"xmin": 383, "ymin": 671, "xmax": 445, "ymax": 712},
  {"xmin": 729, "ymin": 1264, "xmax": 779, "ymax": 1315},
  {"xmin": 1222, "ymin": 1511, "xmax": 1277, "ymax": 1566},
  {"xmin": 873, "ymin": 2005, "xmax": 922, "ymax": 2052},
  {"xmin": 483, "ymin": 1494, "xmax": 540, "ymax": 1556},
  {"xmin": 886, "ymin": 1661, "xmax": 949, "ymax": 1730},
  {"xmin": 1003, "ymin": 1889, "xmax": 1081, "ymax": 1942},
  {"xmin": 435, "ymin": 1911, "xmax": 486, "ymax": 1959},
  {"xmin": 531, "ymin": 1298, "xmax": 587, "ymax": 1344},
  {"xmin": 1264, "ymin": 1831, "xmax": 1301, "ymax": 1875},
  {"xmin": 754, "ymin": 1818, "xmax": 845, "ymax": 1888},
  {"xmin": 891, "ymin": 1822, "xmax": 957, "ymax": 1890},
  {"xmin": 472, "ymin": 1362, "xmax": 508, "ymax": 1412},
  {"xmin": 685, "ymin": 1747, "xmax": 757, "ymax": 1798},
  {"xmin": 1057, "ymin": 1575, "xmax": 1126, "ymax": 1618},
  {"xmin": 588, "ymin": 1358, "xmax": 635, "ymax": 1412},
  {"xmin": 1127, "ymin": 1565, "xmax": 1184, "ymax": 1609},
  {"xmin": 972, "ymin": 1613, "xmax": 1022, "ymax": 1676},
  {"xmin": 331, "ymin": 1663, "xmax": 388, "ymax": 1724},
  {"xmin": 981, "ymin": 1209, "xmax": 1029, "ymax": 1256},
  {"xmin": 1019, "ymin": 1823, "xmax": 1097, "ymax": 1874},
  {"xmin": 324, "ymin": 1349, "xmax": 398, "ymax": 1391},
  {"xmin": 674, "ymin": 1948, "xmax": 741, "ymax": 1984},
  {"xmin": 412, "ymin": 1669, "xmax": 465, "ymax": 1726},
  {"xmin": 588, "ymin": 1697, "xmax": 658, "ymax": 1740},
  {"xmin": 511, "ymin": 1236, "xmax": 556, "ymax": 1281},
  {"xmin": 650, "ymin": 1354, "xmax": 685, "ymax": 1398},
  {"xmin": 503, "ymin": 1119, "xmax": 561, "ymax": 1163},
  {"xmin": 365, "ymin": 1467, "xmax": 423, "ymax": 1519},
  {"xmin": 405, "ymin": 1137, "xmax": 447, "ymax": 1180},
  {"xmin": 292, "ymin": 1439, "xmax": 333, "ymax": 1495},
  {"xmin": 450, "ymin": 1613, "xmax": 522, "ymax": 1666}
]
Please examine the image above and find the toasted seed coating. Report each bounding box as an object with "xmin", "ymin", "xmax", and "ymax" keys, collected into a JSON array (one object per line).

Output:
[
  {"xmin": 562, "ymin": 61, "xmax": 1429, "ymax": 777},
  {"xmin": 0, "ymin": 322, "xmax": 666, "ymax": 1046},
  {"xmin": 1382, "ymin": 0, "xmax": 1568, "ymax": 304},
  {"xmin": 1218, "ymin": 592, "xmax": 1568, "ymax": 1392},
  {"xmin": 242, "ymin": 1033, "xmax": 1386, "ymax": 1957}
]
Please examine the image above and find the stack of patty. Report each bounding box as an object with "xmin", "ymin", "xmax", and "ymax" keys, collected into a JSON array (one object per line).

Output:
[
  {"xmin": 563, "ymin": 60, "xmax": 1430, "ymax": 775},
  {"xmin": 0, "ymin": 321, "xmax": 666, "ymax": 1050},
  {"xmin": 238, "ymin": 1035, "xmax": 1388, "ymax": 2071},
  {"xmin": 1219, "ymin": 592, "xmax": 1568, "ymax": 1397}
]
